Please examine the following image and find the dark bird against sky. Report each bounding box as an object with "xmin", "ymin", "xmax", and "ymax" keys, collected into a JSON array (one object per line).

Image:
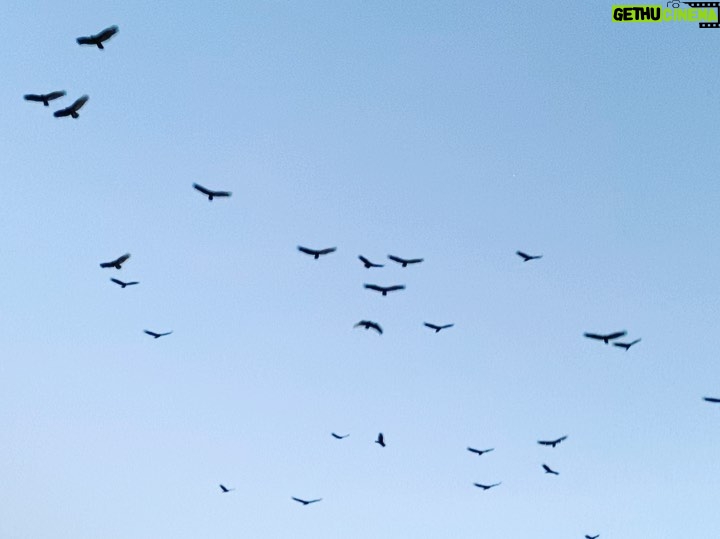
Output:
[
  {"xmin": 516, "ymin": 251, "xmax": 543, "ymax": 262},
  {"xmin": 292, "ymin": 497, "xmax": 322, "ymax": 505},
  {"xmin": 586, "ymin": 535, "xmax": 600, "ymax": 539},
  {"xmin": 473, "ymin": 482, "xmax": 501, "ymax": 490},
  {"xmin": 424, "ymin": 322, "xmax": 454, "ymax": 333},
  {"xmin": 537, "ymin": 435, "xmax": 568, "ymax": 448},
  {"xmin": 364, "ymin": 284, "xmax": 405, "ymax": 296},
  {"xmin": 542, "ymin": 464, "xmax": 559, "ymax": 475},
  {"xmin": 331, "ymin": 433, "xmax": 349, "ymax": 439},
  {"xmin": 703, "ymin": 397, "xmax": 720, "ymax": 403},
  {"xmin": 193, "ymin": 183, "xmax": 232, "ymax": 201},
  {"xmin": 100, "ymin": 253, "xmax": 130, "ymax": 270},
  {"xmin": 388, "ymin": 254, "xmax": 424, "ymax": 267},
  {"xmin": 77, "ymin": 25, "xmax": 119, "ymax": 49},
  {"xmin": 219, "ymin": 485, "xmax": 234, "ymax": 493},
  {"xmin": 354, "ymin": 320, "xmax": 383, "ymax": 334},
  {"xmin": 584, "ymin": 331, "xmax": 627, "ymax": 344},
  {"xmin": 297, "ymin": 246, "xmax": 337, "ymax": 259},
  {"xmin": 467, "ymin": 447, "xmax": 494, "ymax": 456},
  {"xmin": 375, "ymin": 432, "xmax": 385, "ymax": 447},
  {"xmin": 24, "ymin": 90, "xmax": 65, "ymax": 106},
  {"xmin": 144, "ymin": 330, "xmax": 173, "ymax": 339},
  {"xmin": 613, "ymin": 338, "xmax": 641, "ymax": 350},
  {"xmin": 54, "ymin": 95, "xmax": 89, "ymax": 119},
  {"xmin": 358, "ymin": 255, "xmax": 384, "ymax": 268},
  {"xmin": 110, "ymin": 278, "xmax": 139, "ymax": 288}
]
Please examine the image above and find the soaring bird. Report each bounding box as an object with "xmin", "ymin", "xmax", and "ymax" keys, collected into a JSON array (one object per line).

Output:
[
  {"xmin": 292, "ymin": 497, "xmax": 322, "ymax": 505},
  {"xmin": 99, "ymin": 253, "xmax": 130, "ymax": 269},
  {"xmin": 583, "ymin": 331, "xmax": 627, "ymax": 344},
  {"xmin": 144, "ymin": 330, "xmax": 173, "ymax": 339},
  {"xmin": 24, "ymin": 90, "xmax": 65, "ymax": 106},
  {"xmin": 354, "ymin": 320, "xmax": 383, "ymax": 334},
  {"xmin": 331, "ymin": 433, "xmax": 349, "ymax": 439},
  {"xmin": 703, "ymin": 397, "xmax": 720, "ymax": 403},
  {"xmin": 516, "ymin": 251, "xmax": 542, "ymax": 262},
  {"xmin": 424, "ymin": 322, "xmax": 454, "ymax": 333},
  {"xmin": 297, "ymin": 246, "xmax": 337, "ymax": 259},
  {"xmin": 76, "ymin": 25, "xmax": 119, "ymax": 49},
  {"xmin": 364, "ymin": 284, "xmax": 405, "ymax": 296},
  {"xmin": 542, "ymin": 464, "xmax": 559, "ymax": 475},
  {"xmin": 586, "ymin": 535, "xmax": 599, "ymax": 539},
  {"xmin": 613, "ymin": 338, "xmax": 641, "ymax": 351},
  {"xmin": 467, "ymin": 447, "xmax": 494, "ymax": 456},
  {"xmin": 110, "ymin": 278, "xmax": 139, "ymax": 288},
  {"xmin": 388, "ymin": 254, "xmax": 423, "ymax": 267},
  {"xmin": 193, "ymin": 183, "xmax": 232, "ymax": 201},
  {"xmin": 375, "ymin": 433, "xmax": 386, "ymax": 447},
  {"xmin": 473, "ymin": 482, "xmax": 501, "ymax": 490},
  {"xmin": 219, "ymin": 485, "xmax": 234, "ymax": 493},
  {"xmin": 54, "ymin": 95, "xmax": 89, "ymax": 119},
  {"xmin": 537, "ymin": 436, "xmax": 568, "ymax": 448},
  {"xmin": 358, "ymin": 255, "xmax": 383, "ymax": 268}
]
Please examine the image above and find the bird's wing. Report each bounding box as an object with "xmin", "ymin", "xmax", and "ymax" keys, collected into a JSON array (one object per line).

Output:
[
  {"xmin": 297, "ymin": 246, "xmax": 317, "ymax": 255},
  {"xmin": 583, "ymin": 333, "xmax": 603, "ymax": 340},
  {"xmin": 407, "ymin": 258, "xmax": 424, "ymax": 264},
  {"xmin": 193, "ymin": 183, "xmax": 212, "ymax": 195},
  {"xmin": 111, "ymin": 278, "xmax": 124, "ymax": 285},
  {"xmin": 318, "ymin": 247, "xmax": 336, "ymax": 255},
  {"xmin": 359, "ymin": 255, "xmax": 371, "ymax": 264},
  {"xmin": 213, "ymin": 191, "xmax": 232, "ymax": 197},
  {"xmin": 364, "ymin": 284, "xmax": 381, "ymax": 291},
  {"xmin": 516, "ymin": 251, "xmax": 530, "ymax": 259},
  {"xmin": 378, "ymin": 433, "xmax": 384, "ymax": 442},
  {"xmin": 99, "ymin": 261, "xmax": 114, "ymax": 267},
  {"xmin": 703, "ymin": 397, "xmax": 720, "ymax": 403},
  {"xmin": 386, "ymin": 285, "xmax": 405, "ymax": 291},
  {"xmin": 371, "ymin": 323, "xmax": 383, "ymax": 334},
  {"xmin": 54, "ymin": 107, "xmax": 71, "ymax": 117},
  {"xmin": 291, "ymin": 497, "xmax": 306, "ymax": 503},
  {"xmin": 160, "ymin": 331, "xmax": 173, "ymax": 337},
  {"xmin": 467, "ymin": 447, "xmax": 481, "ymax": 454},
  {"xmin": 114, "ymin": 253, "xmax": 130, "ymax": 265},
  {"xmin": 605, "ymin": 331, "xmax": 627, "ymax": 340},
  {"xmin": 424, "ymin": 323, "xmax": 439, "ymax": 330},
  {"xmin": 308, "ymin": 499, "xmax": 322, "ymax": 504},
  {"xmin": 126, "ymin": 281, "xmax": 139, "ymax": 286},
  {"xmin": 76, "ymin": 36, "xmax": 94, "ymax": 45},
  {"xmin": 70, "ymin": 95, "xmax": 89, "ymax": 112},
  {"xmin": 612, "ymin": 342, "xmax": 628, "ymax": 348},
  {"xmin": 144, "ymin": 330, "xmax": 158, "ymax": 337},
  {"xmin": 45, "ymin": 91, "xmax": 66, "ymax": 101},
  {"xmin": 97, "ymin": 26, "xmax": 119, "ymax": 41},
  {"xmin": 538, "ymin": 440, "xmax": 551, "ymax": 446},
  {"xmin": 387, "ymin": 255, "xmax": 405, "ymax": 264},
  {"xmin": 24, "ymin": 94, "xmax": 43, "ymax": 102},
  {"xmin": 629, "ymin": 339, "xmax": 641, "ymax": 346},
  {"xmin": 542, "ymin": 464, "xmax": 551, "ymax": 471},
  {"xmin": 555, "ymin": 435, "xmax": 568, "ymax": 443},
  {"xmin": 441, "ymin": 324, "xmax": 454, "ymax": 329}
]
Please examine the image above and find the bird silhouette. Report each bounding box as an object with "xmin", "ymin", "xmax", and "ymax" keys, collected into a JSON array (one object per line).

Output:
[
  {"xmin": 537, "ymin": 435, "xmax": 568, "ymax": 448},
  {"xmin": 99, "ymin": 253, "xmax": 130, "ymax": 269},
  {"xmin": 613, "ymin": 338, "xmax": 641, "ymax": 350},
  {"xmin": 144, "ymin": 330, "xmax": 173, "ymax": 339},
  {"xmin": 516, "ymin": 251, "xmax": 542, "ymax": 262},
  {"xmin": 193, "ymin": 183, "xmax": 232, "ymax": 201},
  {"xmin": 354, "ymin": 320, "xmax": 383, "ymax": 334},
  {"xmin": 358, "ymin": 255, "xmax": 384, "ymax": 268},
  {"xmin": 292, "ymin": 497, "xmax": 322, "ymax": 505},
  {"xmin": 297, "ymin": 246, "xmax": 336, "ymax": 259},
  {"xmin": 703, "ymin": 397, "xmax": 720, "ymax": 403},
  {"xmin": 586, "ymin": 535, "xmax": 599, "ymax": 539},
  {"xmin": 77, "ymin": 25, "xmax": 119, "ymax": 49},
  {"xmin": 331, "ymin": 433, "xmax": 349, "ymax": 439},
  {"xmin": 542, "ymin": 464, "xmax": 559, "ymax": 475},
  {"xmin": 364, "ymin": 284, "xmax": 405, "ymax": 296},
  {"xmin": 424, "ymin": 322, "xmax": 454, "ymax": 333},
  {"xmin": 110, "ymin": 278, "xmax": 139, "ymax": 288},
  {"xmin": 473, "ymin": 482, "xmax": 501, "ymax": 490},
  {"xmin": 375, "ymin": 432, "xmax": 386, "ymax": 447},
  {"xmin": 219, "ymin": 484, "xmax": 234, "ymax": 493},
  {"xmin": 54, "ymin": 95, "xmax": 89, "ymax": 119},
  {"xmin": 467, "ymin": 447, "xmax": 494, "ymax": 456},
  {"xmin": 24, "ymin": 90, "xmax": 65, "ymax": 106},
  {"xmin": 388, "ymin": 254, "xmax": 423, "ymax": 267},
  {"xmin": 584, "ymin": 331, "xmax": 627, "ymax": 344}
]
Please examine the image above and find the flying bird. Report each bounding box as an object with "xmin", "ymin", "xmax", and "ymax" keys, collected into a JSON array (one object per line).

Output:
[
  {"xmin": 192, "ymin": 183, "xmax": 232, "ymax": 201},
  {"xmin": 583, "ymin": 330, "xmax": 627, "ymax": 344},
  {"xmin": 613, "ymin": 338, "xmax": 641, "ymax": 350},
  {"xmin": 76, "ymin": 25, "xmax": 119, "ymax": 49},
  {"xmin": 473, "ymin": 482, "xmax": 501, "ymax": 490},
  {"xmin": 364, "ymin": 284, "xmax": 405, "ymax": 296},
  {"xmin": 219, "ymin": 485, "xmax": 234, "ymax": 493},
  {"xmin": 516, "ymin": 251, "xmax": 543, "ymax": 262},
  {"xmin": 354, "ymin": 320, "xmax": 383, "ymax": 335},
  {"xmin": 537, "ymin": 436, "xmax": 568, "ymax": 448},
  {"xmin": 24, "ymin": 90, "xmax": 65, "ymax": 106},
  {"xmin": 424, "ymin": 322, "xmax": 454, "ymax": 333},
  {"xmin": 54, "ymin": 95, "xmax": 89, "ymax": 119},
  {"xmin": 586, "ymin": 535, "xmax": 599, "ymax": 539},
  {"xmin": 292, "ymin": 497, "xmax": 322, "ymax": 505},
  {"xmin": 467, "ymin": 447, "xmax": 494, "ymax": 456},
  {"xmin": 144, "ymin": 330, "xmax": 173, "ymax": 339},
  {"xmin": 331, "ymin": 433, "xmax": 349, "ymax": 439},
  {"xmin": 542, "ymin": 464, "xmax": 559, "ymax": 475},
  {"xmin": 703, "ymin": 397, "xmax": 720, "ymax": 403},
  {"xmin": 110, "ymin": 278, "xmax": 138, "ymax": 288},
  {"xmin": 99, "ymin": 253, "xmax": 130, "ymax": 269},
  {"xmin": 388, "ymin": 254, "xmax": 424, "ymax": 267},
  {"xmin": 358, "ymin": 255, "xmax": 383, "ymax": 268},
  {"xmin": 297, "ymin": 246, "xmax": 337, "ymax": 259},
  {"xmin": 375, "ymin": 432, "xmax": 386, "ymax": 447}
]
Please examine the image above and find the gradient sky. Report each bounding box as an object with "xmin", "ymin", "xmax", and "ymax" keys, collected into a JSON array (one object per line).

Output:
[{"xmin": 2, "ymin": 2, "xmax": 720, "ymax": 538}]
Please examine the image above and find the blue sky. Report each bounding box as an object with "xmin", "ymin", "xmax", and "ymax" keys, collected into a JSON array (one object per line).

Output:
[{"xmin": 2, "ymin": 1, "xmax": 719, "ymax": 538}]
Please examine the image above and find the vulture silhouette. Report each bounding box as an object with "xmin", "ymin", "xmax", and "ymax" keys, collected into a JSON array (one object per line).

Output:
[
  {"xmin": 613, "ymin": 338, "xmax": 641, "ymax": 350},
  {"xmin": 54, "ymin": 95, "xmax": 89, "ymax": 119},
  {"xmin": 364, "ymin": 284, "xmax": 405, "ymax": 296},
  {"xmin": 586, "ymin": 535, "xmax": 600, "ymax": 539},
  {"xmin": 542, "ymin": 464, "xmax": 559, "ymax": 475},
  {"xmin": 219, "ymin": 485, "xmax": 234, "ymax": 493},
  {"xmin": 144, "ymin": 330, "xmax": 173, "ymax": 339},
  {"xmin": 584, "ymin": 331, "xmax": 627, "ymax": 344},
  {"xmin": 110, "ymin": 278, "xmax": 138, "ymax": 288},
  {"xmin": 375, "ymin": 432, "xmax": 386, "ymax": 447},
  {"xmin": 331, "ymin": 433, "xmax": 349, "ymax": 439},
  {"xmin": 99, "ymin": 253, "xmax": 130, "ymax": 269},
  {"xmin": 516, "ymin": 251, "xmax": 542, "ymax": 262},
  {"xmin": 473, "ymin": 482, "xmax": 501, "ymax": 490},
  {"xmin": 467, "ymin": 447, "xmax": 494, "ymax": 456},
  {"xmin": 358, "ymin": 255, "xmax": 384, "ymax": 268},
  {"xmin": 292, "ymin": 497, "xmax": 322, "ymax": 505},
  {"xmin": 424, "ymin": 322, "xmax": 454, "ymax": 333},
  {"xmin": 24, "ymin": 90, "xmax": 65, "ymax": 106},
  {"xmin": 537, "ymin": 436, "xmax": 567, "ymax": 448},
  {"xmin": 297, "ymin": 246, "xmax": 336, "ymax": 259},
  {"xmin": 388, "ymin": 254, "xmax": 423, "ymax": 267},
  {"xmin": 354, "ymin": 320, "xmax": 383, "ymax": 335},
  {"xmin": 193, "ymin": 183, "xmax": 231, "ymax": 201},
  {"xmin": 77, "ymin": 25, "xmax": 119, "ymax": 49}
]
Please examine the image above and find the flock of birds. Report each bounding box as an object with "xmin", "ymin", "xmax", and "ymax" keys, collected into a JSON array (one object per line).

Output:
[{"xmin": 22, "ymin": 22, "xmax": 720, "ymax": 539}]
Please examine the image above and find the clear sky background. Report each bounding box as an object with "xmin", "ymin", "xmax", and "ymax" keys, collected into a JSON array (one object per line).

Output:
[{"xmin": 1, "ymin": 1, "xmax": 719, "ymax": 538}]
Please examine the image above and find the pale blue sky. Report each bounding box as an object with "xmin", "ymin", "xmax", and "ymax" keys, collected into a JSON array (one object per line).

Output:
[{"xmin": 2, "ymin": 2, "xmax": 719, "ymax": 538}]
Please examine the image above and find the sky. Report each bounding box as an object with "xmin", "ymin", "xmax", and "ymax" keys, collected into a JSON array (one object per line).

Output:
[{"xmin": 2, "ymin": 1, "xmax": 720, "ymax": 538}]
